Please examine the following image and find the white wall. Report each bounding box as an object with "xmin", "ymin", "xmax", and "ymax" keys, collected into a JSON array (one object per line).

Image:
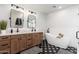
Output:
[
  {"xmin": 0, "ymin": 4, "xmax": 10, "ymax": 28},
  {"xmin": 46, "ymin": 5, "xmax": 79, "ymax": 48}
]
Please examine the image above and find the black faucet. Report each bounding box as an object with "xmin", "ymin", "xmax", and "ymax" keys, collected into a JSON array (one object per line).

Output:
[
  {"xmin": 31, "ymin": 27, "xmax": 36, "ymax": 32},
  {"xmin": 17, "ymin": 28, "xmax": 19, "ymax": 32},
  {"xmin": 31, "ymin": 27, "xmax": 33, "ymax": 32},
  {"xmin": 11, "ymin": 29, "xmax": 13, "ymax": 33}
]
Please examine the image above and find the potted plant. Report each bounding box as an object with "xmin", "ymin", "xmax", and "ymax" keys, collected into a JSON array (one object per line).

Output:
[{"xmin": 0, "ymin": 20, "xmax": 7, "ymax": 34}]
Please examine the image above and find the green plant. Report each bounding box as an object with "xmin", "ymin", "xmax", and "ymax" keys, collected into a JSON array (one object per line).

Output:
[{"xmin": 0, "ymin": 20, "xmax": 7, "ymax": 30}]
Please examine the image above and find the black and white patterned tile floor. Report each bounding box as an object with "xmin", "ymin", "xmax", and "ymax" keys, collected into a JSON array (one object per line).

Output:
[{"xmin": 38, "ymin": 40, "xmax": 77, "ymax": 54}]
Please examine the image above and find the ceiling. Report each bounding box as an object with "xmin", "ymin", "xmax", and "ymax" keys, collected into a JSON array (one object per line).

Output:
[{"xmin": 18, "ymin": 4, "xmax": 77, "ymax": 14}]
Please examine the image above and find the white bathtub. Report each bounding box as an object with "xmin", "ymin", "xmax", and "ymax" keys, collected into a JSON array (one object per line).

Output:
[{"xmin": 45, "ymin": 33, "xmax": 71, "ymax": 49}]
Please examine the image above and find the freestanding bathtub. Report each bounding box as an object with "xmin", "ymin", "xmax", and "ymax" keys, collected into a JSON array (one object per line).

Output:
[{"xmin": 45, "ymin": 33, "xmax": 71, "ymax": 49}]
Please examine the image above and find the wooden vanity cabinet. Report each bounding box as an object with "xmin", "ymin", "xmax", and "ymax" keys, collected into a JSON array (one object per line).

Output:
[
  {"xmin": 32, "ymin": 32, "xmax": 43, "ymax": 46},
  {"xmin": 0, "ymin": 36, "xmax": 10, "ymax": 54},
  {"xmin": 19, "ymin": 34, "xmax": 26, "ymax": 51},
  {"xmin": 10, "ymin": 35, "xmax": 20, "ymax": 54},
  {"xmin": 26, "ymin": 33, "xmax": 33, "ymax": 48},
  {"xmin": 32, "ymin": 33, "xmax": 39, "ymax": 46},
  {"xmin": 38, "ymin": 32, "xmax": 43, "ymax": 44},
  {"xmin": 0, "ymin": 32, "xmax": 43, "ymax": 54},
  {"xmin": 11, "ymin": 34, "xmax": 27, "ymax": 54},
  {"xmin": 0, "ymin": 48, "xmax": 10, "ymax": 54}
]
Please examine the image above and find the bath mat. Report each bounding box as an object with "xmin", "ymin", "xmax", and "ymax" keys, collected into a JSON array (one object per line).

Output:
[{"xmin": 20, "ymin": 46, "xmax": 42, "ymax": 54}]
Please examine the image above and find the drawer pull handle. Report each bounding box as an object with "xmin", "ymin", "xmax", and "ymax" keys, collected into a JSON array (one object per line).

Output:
[
  {"xmin": 2, "ymin": 37, "xmax": 8, "ymax": 39},
  {"xmin": 0, "ymin": 51, "xmax": 9, "ymax": 54},
  {"xmin": 1, "ymin": 44, "xmax": 8, "ymax": 46},
  {"xmin": 2, "ymin": 52, "xmax": 8, "ymax": 54},
  {"xmin": 27, "ymin": 44, "xmax": 32, "ymax": 46},
  {"xmin": 28, "ymin": 39, "xmax": 31, "ymax": 40}
]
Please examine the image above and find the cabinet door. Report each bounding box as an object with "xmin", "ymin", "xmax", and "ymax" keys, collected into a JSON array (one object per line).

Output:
[
  {"xmin": 38, "ymin": 32, "xmax": 43, "ymax": 44},
  {"xmin": 0, "ymin": 36, "xmax": 10, "ymax": 42},
  {"xmin": 33, "ymin": 32, "xmax": 43, "ymax": 46},
  {"xmin": 33, "ymin": 33, "xmax": 39, "ymax": 46},
  {"xmin": 19, "ymin": 35, "xmax": 26, "ymax": 51},
  {"xmin": 0, "ymin": 39, "xmax": 10, "ymax": 54},
  {"xmin": 0, "ymin": 48, "xmax": 10, "ymax": 54},
  {"xmin": 26, "ymin": 34, "xmax": 33, "ymax": 48},
  {"xmin": 11, "ymin": 36, "xmax": 19, "ymax": 54}
]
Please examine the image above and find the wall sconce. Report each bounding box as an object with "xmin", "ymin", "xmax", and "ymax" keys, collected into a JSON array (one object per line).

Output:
[
  {"xmin": 28, "ymin": 10, "xmax": 36, "ymax": 14},
  {"xmin": 11, "ymin": 4, "xmax": 24, "ymax": 10}
]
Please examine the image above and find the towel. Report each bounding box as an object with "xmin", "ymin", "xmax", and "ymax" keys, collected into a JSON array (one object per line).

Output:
[{"xmin": 15, "ymin": 18, "xmax": 22, "ymax": 25}]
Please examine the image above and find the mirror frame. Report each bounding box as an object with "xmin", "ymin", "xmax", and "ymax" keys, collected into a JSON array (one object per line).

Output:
[
  {"xmin": 27, "ymin": 14, "xmax": 36, "ymax": 28},
  {"xmin": 10, "ymin": 9, "xmax": 24, "ymax": 28}
]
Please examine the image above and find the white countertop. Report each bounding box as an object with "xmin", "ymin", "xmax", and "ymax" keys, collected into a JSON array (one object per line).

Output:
[{"xmin": 0, "ymin": 31, "xmax": 42, "ymax": 36}]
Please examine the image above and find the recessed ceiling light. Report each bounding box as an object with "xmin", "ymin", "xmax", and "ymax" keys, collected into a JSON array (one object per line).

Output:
[{"xmin": 59, "ymin": 6, "xmax": 62, "ymax": 9}]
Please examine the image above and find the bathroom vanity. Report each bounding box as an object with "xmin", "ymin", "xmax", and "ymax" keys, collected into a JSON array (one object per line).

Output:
[
  {"xmin": 0, "ymin": 32, "xmax": 43, "ymax": 54},
  {"xmin": 0, "ymin": 4, "xmax": 43, "ymax": 54}
]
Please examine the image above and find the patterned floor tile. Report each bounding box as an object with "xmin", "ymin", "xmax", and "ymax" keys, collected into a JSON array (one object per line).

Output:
[{"xmin": 39, "ymin": 40, "xmax": 77, "ymax": 54}]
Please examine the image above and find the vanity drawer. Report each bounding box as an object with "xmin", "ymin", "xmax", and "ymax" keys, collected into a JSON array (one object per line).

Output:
[
  {"xmin": 26, "ymin": 40, "xmax": 32, "ymax": 48},
  {"xmin": 10, "ymin": 35, "xmax": 19, "ymax": 39},
  {"xmin": 0, "ymin": 36, "xmax": 10, "ymax": 42},
  {"xmin": 26, "ymin": 34, "xmax": 32, "ymax": 39},
  {"xmin": 27, "ymin": 44, "xmax": 32, "ymax": 48},
  {"xmin": 0, "ymin": 40, "xmax": 10, "ymax": 50},
  {"xmin": 26, "ymin": 38, "xmax": 33, "ymax": 48},
  {"xmin": 0, "ymin": 48, "xmax": 10, "ymax": 54},
  {"xmin": 27, "ymin": 39, "xmax": 32, "ymax": 45},
  {"xmin": 20, "ymin": 34, "xmax": 26, "ymax": 38}
]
